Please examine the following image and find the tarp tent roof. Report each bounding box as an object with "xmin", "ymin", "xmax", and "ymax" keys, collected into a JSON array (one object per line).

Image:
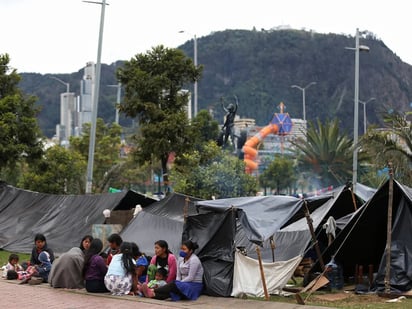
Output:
[
  {"xmin": 192, "ymin": 195, "xmax": 306, "ymax": 245},
  {"xmin": 311, "ymin": 179, "xmax": 412, "ymax": 292},
  {"xmin": 354, "ymin": 182, "xmax": 377, "ymax": 203},
  {"xmin": 120, "ymin": 192, "xmax": 202, "ymax": 257},
  {"xmin": 0, "ymin": 182, "xmax": 156, "ymax": 254},
  {"xmin": 183, "ymin": 195, "xmax": 310, "ymax": 296},
  {"xmin": 273, "ymin": 184, "xmax": 365, "ymax": 261}
]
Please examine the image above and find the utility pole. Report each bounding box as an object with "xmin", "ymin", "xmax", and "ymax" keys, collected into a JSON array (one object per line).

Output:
[{"xmin": 84, "ymin": 0, "xmax": 108, "ymax": 193}]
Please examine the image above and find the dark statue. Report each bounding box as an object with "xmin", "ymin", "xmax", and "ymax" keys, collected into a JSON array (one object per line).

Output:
[{"xmin": 219, "ymin": 95, "xmax": 239, "ymax": 148}]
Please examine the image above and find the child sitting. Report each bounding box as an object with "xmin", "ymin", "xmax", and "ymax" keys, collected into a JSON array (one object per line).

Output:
[
  {"xmin": 2, "ymin": 253, "xmax": 23, "ymax": 279},
  {"xmin": 137, "ymin": 268, "xmax": 167, "ymax": 296},
  {"xmin": 30, "ymin": 233, "xmax": 55, "ymax": 266},
  {"xmin": 22, "ymin": 251, "xmax": 52, "ymax": 284}
]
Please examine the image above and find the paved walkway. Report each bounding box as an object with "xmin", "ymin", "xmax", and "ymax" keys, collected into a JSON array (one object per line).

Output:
[{"xmin": 0, "ymin": 279, "xmax": 333, "ymax": 309}]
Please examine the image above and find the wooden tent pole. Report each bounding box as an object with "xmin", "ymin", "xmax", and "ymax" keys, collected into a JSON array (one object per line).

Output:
[
  {"xmin": 184, "ymin": 196, "xmax": 189, "ymax": 223},
  {"xmin": 350, "ymin": 183, "xmax": 358, "ymax": 211},
  {"xmin": 256, "ymin": 246, "xmax": 270, "ymax": 300},
  {"xmin": 385, "ymin": 162, "xmax": 394, "ymax": 294},
  {"xmin": 269, "ymin": 235, "xmax": 275, "ymax": 262},
  {"xmin": 304, "ymin": 200, "xmax": 325, "ymax": 270}
]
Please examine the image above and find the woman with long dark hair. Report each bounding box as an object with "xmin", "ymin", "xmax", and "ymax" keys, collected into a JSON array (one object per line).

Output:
[
  {"xmin": 142, "ymin": 240, "xmax": 204, "ymax": 301},
  {"xmin": 104, "ymin": 241, "xmax": 137, "ymax": 296},
  {"xmin": 83, "ymin": 238, "xmax": 108, "ymax": 293},
  {"xmin": 147, "ymin": 240, "xmax": 177, "ymax": 283},
  {"xmin": 79, "ymin": 235, "xmax": 93, "ymax": 252}
]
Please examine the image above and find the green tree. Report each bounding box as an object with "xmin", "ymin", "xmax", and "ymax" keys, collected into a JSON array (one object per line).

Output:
[
  {"xmin": 117, "ymin": 45, "xmax": 202, "ymax": 191},
  {"xmin": 70, "ymin": 119, "xmax": 122, "ymax": 193},
  {"xmin": 0, "ymin": 54, "xmax": 43, "ymax": 183},
  {"xmin": 190, "ymin": 110, "xmax": 220, "ymax": 149},
  {"xmin": 171, "ymin": 143, "xmax": 257, "ymax": 199},
  {"xmin": 291, "ymin": 118, "xmax": 354, "ymax": 188},
  {"xmin": 360, "ymin": 110, "xmax": 412, "ymax": 186},
  {"xmin": 19, "ymin": 145, "xmax": 86, "ymax": 194},
  {"xmin": 259, "ymin": 156, "xmax": 297, "ymax": 195}
]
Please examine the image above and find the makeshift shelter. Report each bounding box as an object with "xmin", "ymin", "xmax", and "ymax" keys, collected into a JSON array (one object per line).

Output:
[
  {"xmin": 120, "ymin": 192, "xmax": 202, "ymax": 257},
  {"xmin": 183, "ymin": 195, "xmax": 311, "ymax": 297},
  {"xmin": 311, "ymin": 179, "xmax": 412, "ymax": 293},
  {"xmin": 0, "ymin": 182, "xmax": 156, "ymax": 254},
  {"xmin": 273, "ymin": 184, "xmax": 367, "ymax": 262}
]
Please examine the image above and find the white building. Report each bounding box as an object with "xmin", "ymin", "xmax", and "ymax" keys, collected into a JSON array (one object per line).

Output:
[{"xmin": 76, "ymin": 61, "xmax": 95, "ymax": 135}]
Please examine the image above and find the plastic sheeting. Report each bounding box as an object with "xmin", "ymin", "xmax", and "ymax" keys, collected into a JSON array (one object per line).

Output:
[
  {"xmin": 0, "ymin": 183, "xmax": 156, "ymax": 254},
  {"xmin": 120, "ymin": 192, "xmax": 202, "ymax": 257},
  {"xmin": 311, "ymin": 180, "xmax": 412, "ymax": 292},
  {"xmin": 231, "ymin": 251, "xmax": 302, "ymax": 297},
  {"xmin": 184, "ymin": 196, "xmax": 306, "ymax": 297},
  {"xmin": 194, "ymin": 195, "xmax": 305, "ymax": 245},
  {"xmin": 273, "ymin": 185, "xmax": 359, "ymax": 261},
  {"xmin": 375, "ymin": 194, "xmax": 412, "ymax": 292}
]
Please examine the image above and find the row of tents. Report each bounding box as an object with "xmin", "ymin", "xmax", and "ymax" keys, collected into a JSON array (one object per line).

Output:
[{"xmin": 0, "ymin": 179, "xmax": 411, "ymax": 296}]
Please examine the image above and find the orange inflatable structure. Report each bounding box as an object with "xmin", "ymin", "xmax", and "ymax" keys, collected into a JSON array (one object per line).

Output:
[{"xmin": 243, "ymin": 124, "xmax": 279, "ymax": 174}]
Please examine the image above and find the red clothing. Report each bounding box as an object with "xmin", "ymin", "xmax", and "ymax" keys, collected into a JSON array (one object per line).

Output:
[{"xmin": 107, "ymin": 249, "xmax": 120, "ymax": 265}]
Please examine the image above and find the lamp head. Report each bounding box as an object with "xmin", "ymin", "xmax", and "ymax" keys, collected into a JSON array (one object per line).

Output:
[
  {"xmin": 103, "ymin": 209, "xmax": 111, "ymax": 218},
  {"xmin": 359, "ymin": 45, "xmax": 370, "ymax": 52}
]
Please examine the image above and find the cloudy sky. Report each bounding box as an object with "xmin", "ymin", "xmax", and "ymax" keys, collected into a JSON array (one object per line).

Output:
[{"xmin": 1, "ymin": 0, "xmax": 410, "ymax": 74}]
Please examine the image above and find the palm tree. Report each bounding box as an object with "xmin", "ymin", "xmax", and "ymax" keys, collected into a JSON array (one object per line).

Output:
[
  {"xmin": 360, "ymin": 111, "xmax": 412, "ymax": 186},
  {"xmin": 291, "ymin": 118, "xmax": 353, "ymax": 188}
]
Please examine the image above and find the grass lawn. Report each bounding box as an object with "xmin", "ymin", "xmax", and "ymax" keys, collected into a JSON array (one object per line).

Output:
[
  {"xmin": 269, "ymin": 292, "xmax": 412, "ymax": 308},
  {"xmin": 0, "ymin": 249, "xmax": 31, "ymax": 267}
]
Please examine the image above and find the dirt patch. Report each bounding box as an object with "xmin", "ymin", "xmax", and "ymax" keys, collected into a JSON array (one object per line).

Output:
[{"xmin": 312, "ymin": 292, "xmax": 351, "ymax": 301}]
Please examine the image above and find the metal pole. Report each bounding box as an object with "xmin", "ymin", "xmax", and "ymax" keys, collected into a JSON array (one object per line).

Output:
[
  {"xmin": 115, "ymin": 82, "xmax": 121, "ymax": 124},
  {"xmin": 179, "ymin": 31, "xmax": 198, "ymax": 118},
  {"xmin": 352, "ymin": 28, "xmax": 360, "ymax": 194},
  {"xmin": 363, "ymin": 100, "xmax": 367, "ymax": 134},
  {"xmin": 291, "ymin": 82, "xmax": 315, "ymax": 121},
  {"xmin": 302, "ymin": 88, "xmax": 306, "ymax": 121},
  {"xmin": 85, "ymin": 0, "xmax": 107, "ymax": 194},
  {"xmin": 385, "ymin": 162, "xmax": 394, "ymax": 294},
  {"xmin": 193, "ymin": 34, "xmax": 198, "ymax": 117},
  {"xmin": 359, "ymin": 98, "xmax": 375, "ymax": 134}
]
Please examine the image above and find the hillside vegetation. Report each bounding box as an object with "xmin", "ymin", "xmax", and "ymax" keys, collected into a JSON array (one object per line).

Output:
[{"xmin": 19, "ymin": 29, "xmax": 412, "ymax": 137}]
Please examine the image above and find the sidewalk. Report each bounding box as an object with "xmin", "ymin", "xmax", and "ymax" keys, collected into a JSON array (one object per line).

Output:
[{"xmin": 0, "ymin": 279, "xmax": 333, "ymax": 309}]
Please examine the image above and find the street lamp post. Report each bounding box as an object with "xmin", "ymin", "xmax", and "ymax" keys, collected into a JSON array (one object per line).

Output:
[
  {"xmin": 346, "ymin": 28, "xmax": 370, "ymax": 193},
  {"xmin": 49, "ymin": 76, "xmax": 70, "ymax": 93},
  {"xmin": 84, "ymin": 0, "xmax": 108, "ymax": 194},
  {"xmin": 291, "ymin": 82, "xmax": 316, "ymax": 121},
  {"xmin": 179, "ymin": 31, "xmax": 198, "ymax": 117},
  {"xmin": 108, "ymin": 83, "xmax": 121, "ymax": 124},
  {"xmin": 359, "ymin": 97, "xmax": 375, "ymax": 134}
]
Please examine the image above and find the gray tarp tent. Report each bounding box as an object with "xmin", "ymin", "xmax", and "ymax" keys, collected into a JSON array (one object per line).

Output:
[
  {"xmin": 183, "ymin": 195, "xmax": 309, "ymax": 296},
  {"xmin": 273, "ymin": 184, "xmax": 369, "ymax": 261},
  {"xmin": 120, "ymin": 192, "xmax": 202, "ymax": 257},
  {"xmin": 0, "ymin": 182, "xmax": 156, "ymax": 254},
  {"xmin": 311, "ymin": 179, "xmax": 412, "ymax": 293},
  {"xmin": 182, "ymin": 187, "xmax": 373, "ymax": 297}
]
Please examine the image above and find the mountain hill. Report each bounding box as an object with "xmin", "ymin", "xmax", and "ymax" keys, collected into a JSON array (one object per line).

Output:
[{"xmin": 19, "ymin": 29, "xmax": 412, "ymax": 138}]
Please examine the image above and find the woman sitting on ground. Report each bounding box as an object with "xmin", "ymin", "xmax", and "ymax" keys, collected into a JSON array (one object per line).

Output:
[
  {"xmin": 79, "ymin": 235, "xmax": 93, "ymax": 252},
  {"xmin": 49, "ymin": 246, "xmax": 85, "ymax": 289},
  {"xmin": 146, "ymin": 240, "xmax": 177, "ymax": 283},
  {"xmin": 83, "ymin": 239, "xmax": 108, "ymax": 293},
  {"xmin": 104, "ymin": 241, "xmax": 137, "ymax": 296},
  {"xmin": 30, "ymin": 233, "xmax": 55, "ymax": 266},
  {"xmin": 141, "ymin": 240, "xmax": 204, "ymax": 301}
]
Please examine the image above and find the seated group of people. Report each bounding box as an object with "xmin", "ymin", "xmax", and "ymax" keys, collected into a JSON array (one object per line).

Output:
[{"xmin": 2, "ymin": 233, "xmax": 204, "ymax": 301}]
